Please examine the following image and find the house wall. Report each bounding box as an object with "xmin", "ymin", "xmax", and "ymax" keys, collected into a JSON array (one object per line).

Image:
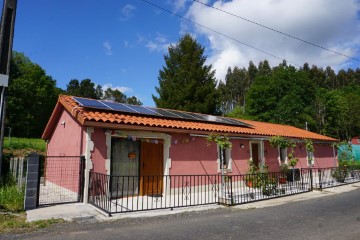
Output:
[
  {"xmin": 45, "ymin": 109, "xmax": 86, "ymax": 192},
  {"xmin": 46, "ymin": 109, "xmax": 85, "ymax": 156},
  {"xmin": 170, "ymin": 134, "xmax": 218, "ymax": 175},
  {"xmin": 313, "ymin": 144, "xmax": 336, "ymax": 168},
  {"xmin": 90, "ymin": 128, "xmax": 107, "ymax": 174}
]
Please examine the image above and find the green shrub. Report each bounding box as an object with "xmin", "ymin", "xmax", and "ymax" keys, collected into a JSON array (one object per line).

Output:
[
  {"xmin": 4, "ymin": 137, "xmax": 46, "ymax": 152},
  {"xmin": 0, "ymin": 185, "xmax": 24, "ymax": 212},
  {"xmin": 0, "ymin": 175, "xmax": 24, "ymax": 212}
]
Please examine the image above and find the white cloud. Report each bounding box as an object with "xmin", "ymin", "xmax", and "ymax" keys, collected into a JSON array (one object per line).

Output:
[
  {"xmin": 120, "ymin": 4, "xmax": 136, "ymax": 21},
  {"xmin": 184, "ymin": 0, "xmax": 360, "ymax": 82},
  {"xmin": 140, "ymin": 33, "xmax": 171, "ymax": 52},
  {"xmin": 103, "ymin": 41, "xmax": 113, "ymax": 56},
  {"xmin": 168, "ymin": 0, "xmax": 189, "ymax": 12},
  {"xmin": 102, "ymin": 83, "xmax": 133, "ymax": 93}
]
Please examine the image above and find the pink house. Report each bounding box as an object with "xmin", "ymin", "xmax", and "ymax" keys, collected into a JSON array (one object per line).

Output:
[{"xmin": 42, "ymin": 95, "xmax": 337, "ymax": 200}]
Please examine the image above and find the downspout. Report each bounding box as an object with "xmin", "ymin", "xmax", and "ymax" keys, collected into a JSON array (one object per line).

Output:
[
  {"xmin": 333, "ymin": 144, "xmax": 337, "ymax": 167},
  {"xmin": 79, "ymin": 126, "xmax": 84, "ymax": 156}
]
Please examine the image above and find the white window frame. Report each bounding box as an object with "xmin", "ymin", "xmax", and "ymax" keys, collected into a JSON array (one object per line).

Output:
[
  {"xmin": 249, "ymin": 140, "xmax": 265, "ymax": 168},
  {"xmin": 278, "ymin": 147, "xmax": 288, "ymax": 165},
  {"xmin": 217, "ymin": 146, "xmax": 232, "ymax": 172},
  {"xmin": 306, "ymin": 149, "xmax": 314, "ymax": 167}
]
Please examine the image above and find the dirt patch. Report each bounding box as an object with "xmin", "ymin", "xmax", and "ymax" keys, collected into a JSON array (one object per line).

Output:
[{"xmin": 3, "ymin": 148, "xmax": 45, "ymax": 157}]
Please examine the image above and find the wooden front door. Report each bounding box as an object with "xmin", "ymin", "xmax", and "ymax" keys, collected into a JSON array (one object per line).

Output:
[
  {"xmin": 140, "ymin": 141, "xmax": 163, "ymax": 196},
  {"xmin": 251, "ymin": 143, "xmax": 259, "ymax": 167}
]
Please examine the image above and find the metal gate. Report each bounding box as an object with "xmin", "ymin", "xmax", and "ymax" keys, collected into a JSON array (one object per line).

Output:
[{"xmin": 38, "ymin": 156, "xmax": 85, "ymax": 206}]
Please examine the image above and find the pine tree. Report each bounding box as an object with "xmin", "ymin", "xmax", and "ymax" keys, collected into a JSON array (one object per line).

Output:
[{"xmin": 152, "ymin": 34, "xmax": 218, "ymax": 114}]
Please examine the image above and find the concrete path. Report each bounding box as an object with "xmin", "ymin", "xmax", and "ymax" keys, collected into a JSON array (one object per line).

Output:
[{"xmin": 26, "ymin": 182, "xmax": 360, "ymax": 222}]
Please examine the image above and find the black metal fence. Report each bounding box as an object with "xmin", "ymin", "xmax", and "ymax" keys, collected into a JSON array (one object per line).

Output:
[
  {"xmin": 88, "ymin": 169, "xmax": 313, "ymax": 215},
  {"xmin": 308, "ymin": 165, "xmax": 360, "ymax": 190},
  {"xmin": 38, "ymin": 156, "xmax": 85, "ymax": 206}
]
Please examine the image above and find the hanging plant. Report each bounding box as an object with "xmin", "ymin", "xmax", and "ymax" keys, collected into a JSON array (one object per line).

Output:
[
  {"xmin": 206, "ymin": 133, "xmax": 232, "ymax": 150},
  {"xmin": 269, "ymin": 136, "xmax": 289, "ymax": 148},
  {"xmin": 304, "ymin": 139, "xmax": 314, "ymax": 153}
]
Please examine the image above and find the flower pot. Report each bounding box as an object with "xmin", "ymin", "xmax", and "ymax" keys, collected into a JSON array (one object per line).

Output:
[{"xmin": 278, "ymin": 177, "xmax": 287, "ymax": 184}]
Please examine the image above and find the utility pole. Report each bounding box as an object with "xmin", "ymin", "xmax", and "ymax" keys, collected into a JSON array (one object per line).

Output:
[{"xmin": 0, "ymin": 0, "xmax": 17, "ymax": 177}]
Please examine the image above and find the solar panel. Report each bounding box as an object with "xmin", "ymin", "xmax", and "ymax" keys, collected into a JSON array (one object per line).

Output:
[
  {"xmin": 73, "ymin": 97, "xmax": 251, "ymax": 127},
  {"xmin": 100, "ymin": 101, "xmax": 138, "ymax": 114},
  {"xmin": 166, "ymin": 109, "xmax": 202, "ymax": 121},
  {"xmin": 148, "ymin": 107, "xmax": 182, "ymax": 118},
  {"xmin": 74, "ymin": 97, "xmax": 110, "ymax": 110},
  {"xmin": 127, "ymin": 105, "xmax": 163, "ymax": 116}
]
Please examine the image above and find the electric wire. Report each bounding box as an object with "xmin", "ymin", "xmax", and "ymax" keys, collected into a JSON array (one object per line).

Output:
[
  {"xmin": 140, "ymin": 0, "xmax": 300, "ymax": 67},
  {"xmin": 193, "ymin": 0, "xmax": 360, "ymax": 62}
]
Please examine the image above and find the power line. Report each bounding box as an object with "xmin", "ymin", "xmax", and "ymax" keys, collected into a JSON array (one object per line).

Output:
[
  {"xmin": 140, "ymin": 0, "xmax": 300, "ymax": 67},
  {"xmin": 193, "ymin": 0, "xmax": 360, "ymax": 62}
]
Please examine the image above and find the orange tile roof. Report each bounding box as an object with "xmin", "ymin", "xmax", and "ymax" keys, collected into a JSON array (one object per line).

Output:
[{"xmin": 42, "ymin": 95, "xmax": 336, "ymax": 142}]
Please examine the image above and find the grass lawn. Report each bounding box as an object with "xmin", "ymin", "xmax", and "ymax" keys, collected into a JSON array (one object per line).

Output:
[
  {"xmin": 0, "ymin": 213, "xmax": 64, "ymax": 235},
  {"xmin": 0, "ymin": 177, "xmax": 63, "ymax": 235},
  {"xmin": 4, "ymin": 137, "xmax": 46, "ymax": 152}
]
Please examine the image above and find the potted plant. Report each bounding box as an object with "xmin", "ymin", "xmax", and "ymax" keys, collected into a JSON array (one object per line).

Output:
[
  {"xmin": 279, "ymin": 163, "xmax": 289, "ymax": 184},
  {"xmin": 287, "ymin": 142, "xmax": 299, "ymax": 182}
]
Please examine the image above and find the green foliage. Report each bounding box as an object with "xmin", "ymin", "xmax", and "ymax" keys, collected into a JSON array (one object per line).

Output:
[
  {"xmin": 269, "ymin": 136, "xmax": 289, "ymax": 148},
  {"xmin": 0, "ymin": 174, "xmax": 24, "ymax": 212},
  {"xmin": 219, "ymin": 60, "xmax": 360, "ymax": 140},
  {"xmin": 7, "ymin": 52, "xmax": 62, "ymax": 137},
  {"xmin": 206, "ymin": 133, "xmax": 232, "ymax": 149},
  {"xmin": 66, "ymin": 79, "xmax": 103, "ymax": 99},
  {"xmin": 103, "ymin": 88, "xmax": 142, "ymax": 105},
  {"xmin": 153, "ymin": 34, "xmax": 218, "ymax": 114},
  {"xmin": 280, "ymin": 163, "xmax": 289, "ymax": 173},
  {"xmin": 246, "ymin": 63, "xmax": 315, "ymax": 128},
  {"xmin": 4, "ymin": 137, "xmax": 46, "ymax": 152}
]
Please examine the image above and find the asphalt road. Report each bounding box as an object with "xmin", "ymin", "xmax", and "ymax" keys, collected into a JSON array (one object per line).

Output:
[{"xmin": 4, "ymin": 187, "xmax": 360, "ymax": 240}]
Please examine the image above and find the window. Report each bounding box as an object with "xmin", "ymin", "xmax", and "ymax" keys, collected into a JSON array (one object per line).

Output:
[
  {"xmin": 307, "ymin": 150, "xmax": 314, "ymax": 166},
  {"xmin": 218, "ymin": 147, "xmax": 231, "ymax": 171},
  {"xmin": 279, "ymin": 147, "xmax": 287, "ymax": 165}
]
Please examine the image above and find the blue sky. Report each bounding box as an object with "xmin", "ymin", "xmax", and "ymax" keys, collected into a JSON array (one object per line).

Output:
[{"xmin": 5, "ymin": 0, "xmax": 360, "ymax": 106}]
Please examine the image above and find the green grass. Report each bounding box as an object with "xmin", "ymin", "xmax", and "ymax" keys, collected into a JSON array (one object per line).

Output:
[
  {"xmin": 0, "ymin": 213, "xmax": 64, "ymax": 234},
  {"xmin": 0, "ymin": 185, "xmax": 24, "ymax": 212},
  {"xmin": 3, "ymin": 137, "xmax": 46, "ymax": 152},
  {"xmin": 0, "ymin": 175, "xmax": 24, "ymax": 212}
]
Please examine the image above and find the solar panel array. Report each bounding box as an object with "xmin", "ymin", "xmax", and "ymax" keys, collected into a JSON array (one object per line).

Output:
[{"xmin": 73, "ymin": 97, "xmax": 250, "ymax": 127}]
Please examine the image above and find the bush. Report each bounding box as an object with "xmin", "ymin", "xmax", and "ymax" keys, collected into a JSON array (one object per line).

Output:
[
  {"xmin": 0, "ymin": 175, "xmax": 24, "ymax": 212},
  {"xmin": 0, "ymin": 186, "xmax": 24, "ymax": 212}
]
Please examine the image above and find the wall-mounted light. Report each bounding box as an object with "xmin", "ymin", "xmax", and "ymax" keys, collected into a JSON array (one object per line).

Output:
[
  {"xmin": 61, "ymin": 121, "xmax": 65, "ymax": 127},
  {"xmin": 128, "ymin": 152, "xmax": 136, "ymax": 159},
  {"xmin": 240, "ymin": 144, "xmax": 244, "ymax": 149}
]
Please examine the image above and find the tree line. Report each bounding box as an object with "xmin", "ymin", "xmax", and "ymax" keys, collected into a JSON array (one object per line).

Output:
[
  {"xmin": 7, "ymin": 52, "xmax": 141, "ymax": 138},
  {"xmin": 153, "ymin": 34, "xmax": 360, "ymax": 141},
  {"xmin": 7, "ymin": 34, "xmax": 360, "ymax": 140}
]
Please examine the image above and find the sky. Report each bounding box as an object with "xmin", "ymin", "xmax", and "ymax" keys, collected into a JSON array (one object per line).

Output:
[{"xmin": 4, "ymin": 0, "xmax": 360, "ymax": 106}]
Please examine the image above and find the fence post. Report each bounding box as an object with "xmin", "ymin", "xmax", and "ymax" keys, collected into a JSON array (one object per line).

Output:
[
  {"xmin": 318, "ymin": 169, "xmax": 322, "ymax": 191},
  {"xmin": 230, "ymin": 176, "xmax": 233, "ymax": 206},
  {"xmin": 24, "ymin": 153, "xmax": 40, "ymax": 210},
  {"xmin": 309, "ymin": 168, "xmax": 313, "ymax": 191},
  {"xmin": 78, "ymin": 156, "xmax": 86, "ymax": 202}
]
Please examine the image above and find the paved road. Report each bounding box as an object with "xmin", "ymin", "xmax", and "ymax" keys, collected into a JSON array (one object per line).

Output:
[{"xmin": 4, "ymin": 187, "xmax": 360, "ymax": 240}]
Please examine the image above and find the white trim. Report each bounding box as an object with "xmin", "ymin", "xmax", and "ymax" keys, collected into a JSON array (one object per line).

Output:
[
  {"xmin": 249, "ymin": 140, "xmax": 265, "ymax": 168},
  {"xmin": 216, "ymin": 145, "xmax": 232, "ymax": 173},
  {"xmin": 105, "ymin": 131, "xmax": 111, "ymax": 174},
  {"xmin": 107, "ymin": 130, "xmax": 172, "ymax": 193},
  {"xmin": 278, "ymin": 147, "xmax": 288, "ymax": 165},
  {"xmin": 306, "ymin": 149, "xmax": 315, "ymax": 167},
  {"xmin": 83, "ymin": 127, "xmax": 94, "ymax": 203}
]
